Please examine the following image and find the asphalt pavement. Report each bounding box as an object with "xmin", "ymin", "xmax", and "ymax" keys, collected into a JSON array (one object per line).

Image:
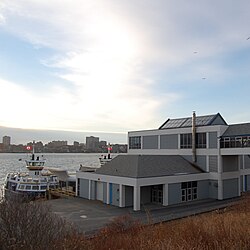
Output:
[{"xmin": 46, "ymin": 197, "xmax": 240, "ymax": 236}]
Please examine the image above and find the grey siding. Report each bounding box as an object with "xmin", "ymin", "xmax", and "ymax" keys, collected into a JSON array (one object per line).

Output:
[
  {"xmin": 209, "ymin": 156, "xmax": 218, "ymax": 172},
  {"xmin": 211, "ymin": 115, "xmax": 227, "ymax": 125},
  {"xmin": 160, "ymin": 134, "xmax": 178, "ymax": 149},
  {"xmin": 79, "ymin": 178, "xmax": 89, "ymax": 199},
  {"xmin": 209, "ymin": 132, "xmax": 218, "ymax": 148},
  {"xmin": 223, "ymin": 178, "xmax": 239, "ymax": 199},
  {"xmin": 244, "ymin": 155, "xmax": 250, "ymax": 169},
  {"xmin": 197, "ymin": 180, "xmax": 209, "ymax": 199},
  {"xmin": 240, "ymin": 175, "xmax": 243, "ymax": 192},
  {"xmin": 209, "ymin": 180, "xmax": 218, "ymax": 199},
  {"xmin": 168, "ymin": 183, "xmax": 182, "ymax": 205},
  {"xmin": 141, "ymin": 186, "xmax": 151, "ymax": 204},
  {"xmin": 247, "ymin": 175, "xmax": 250, "ymax": 191},
  {"xmin": 125, "ymin": 186, "xmax": 133, "ymax": 207},
  {"xmin": 239, "ymin": 156, "xmax": 243, "ymax": 169},
  {"xmin": 142, "ymin": 135, "xmax": 158, "ymax": 149},
  {"xmin": 222, "ymin": 156, "xmax": 238, "ymax": 172},
  {"xmin": 196, "ymin": 156, "xmax": 207, "ymax": 171},
  {"xmin": 111, "ymin": 183, "xmax": 120, "ymax": 206}
]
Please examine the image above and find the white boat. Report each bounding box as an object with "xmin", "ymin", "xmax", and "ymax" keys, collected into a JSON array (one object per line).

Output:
[
  {"xmin": 3, "ymin": 142, "xmax": 59, "ymax": 200},
  {"xmin": 99, "ymin": 145, "xmax": 113, "ymax": 166}
]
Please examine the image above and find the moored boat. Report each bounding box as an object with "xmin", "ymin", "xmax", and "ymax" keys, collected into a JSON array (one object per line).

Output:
[
  {"xmin": 3, "ymin": 142, "xmax": 59, "ymax": 200},
  {"xmin": 99, "ymin": 144, "xmax": 113, "ymax": 166}
]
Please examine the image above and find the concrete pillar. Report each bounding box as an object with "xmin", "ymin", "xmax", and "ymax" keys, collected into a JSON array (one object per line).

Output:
[
  {"xmin": 163, "ymin": 184, "xmax": 168, "ymax": 206},
  {"xmin": 206, "ymin": 132, "xmax": 209, "ymax": 149},
  {"xmin": 88, "ymin": 180, "xmax": 91, "ymax": 200},
  {"xmin": 75, "ymin": 178, "xmax": 78, "ymax": 196},
  {"xmin": 133, "ymin": 186, "xmax": 140, "ymax": 211},
  {"xmin": 119, "ymin": 184, "xmax": 125, "ymax": 207},
  {"xmin": 106, "ymin": 182, "xmax": 110, "ymax": 204}
]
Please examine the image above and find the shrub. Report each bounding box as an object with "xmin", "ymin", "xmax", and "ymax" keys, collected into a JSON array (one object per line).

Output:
[{"xmin": 0, "ymin": 196, "xmax": 73, "ymax": 250}]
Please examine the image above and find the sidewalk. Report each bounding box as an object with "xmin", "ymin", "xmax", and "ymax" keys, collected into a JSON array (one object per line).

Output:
[{"xmin": 46, "ymin": 197, "xmax": 240, "ymax": 236}]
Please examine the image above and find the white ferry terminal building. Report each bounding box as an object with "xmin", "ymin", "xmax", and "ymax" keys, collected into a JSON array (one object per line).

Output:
[{"xmin": 76, "ymin": 112, "xmax": 250, "ymax": 211}]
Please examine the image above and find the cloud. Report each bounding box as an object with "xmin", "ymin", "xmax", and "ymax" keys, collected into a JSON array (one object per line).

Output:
[{"xmin": 1, "ymin": 0, "xmax": 250, "ymax": 133}]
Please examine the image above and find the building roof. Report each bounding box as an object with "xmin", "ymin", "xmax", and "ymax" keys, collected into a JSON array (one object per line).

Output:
[
  {"xmin": 95, "ymin": 155, "xmax": 204, "ymax": 178},
  {"xmin": 222, "ymin": 123, "xmax": 250, "ymax": 137},
  {"xmin": 159, "ymin": 113, "xmax": 227, "ymax": 130}
]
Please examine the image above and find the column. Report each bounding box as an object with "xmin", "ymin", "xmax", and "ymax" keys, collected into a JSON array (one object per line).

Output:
[
  {"xmin": 119, "ymin": 184, "xmax": 125, "ymax": 207},
  {"xmin": 133, "ymin": 186, "xmax": 140, "ymax": 211},
  {"xmin": 106, "ymin": 182, "xmax": 110, "ymax": 204},
  {"xmin": 75, "ymin": 178, "xmax": 78, "ymax": 196},
  {"xmin": 88, "ymin": 180, "xmax": 91, "ymax": 200},
  {"xmin": 163, "ymin": 184, "xmax": 168, "ymax": 206}
]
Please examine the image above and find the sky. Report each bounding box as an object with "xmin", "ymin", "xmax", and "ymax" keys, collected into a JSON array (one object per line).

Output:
[{"xmin": 0, "ymin": 1, "xmax": 250, "ymax": 144}]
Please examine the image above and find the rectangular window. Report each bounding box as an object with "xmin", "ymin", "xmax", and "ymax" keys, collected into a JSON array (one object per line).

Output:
[
  {"xmin": 180, "ymin": 133, "xmax": 192, "ymax": 148},
  {"xmin": 129, "ymin": 136, "xmax": 141, "ymax": 149},
  {"xmin": 181, "ymin": 181, "xmax": 198, "ymax": 202},
  {"xmin": 181, "ymin": 133, "xmax": 206, "ymax": 149},
  {"xmin": 196, "ymin": 133, "xmax": 206, "ymax": 148}
]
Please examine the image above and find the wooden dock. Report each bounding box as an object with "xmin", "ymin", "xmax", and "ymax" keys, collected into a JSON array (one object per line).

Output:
[{"xmin": 48, "ymin": 188, "xmax": 76, "ymax": 199}]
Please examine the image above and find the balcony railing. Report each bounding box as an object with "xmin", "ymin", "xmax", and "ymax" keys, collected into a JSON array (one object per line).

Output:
[{"xmin": 220, "ymin": 136, "xmax": 250, "ymax": 148}]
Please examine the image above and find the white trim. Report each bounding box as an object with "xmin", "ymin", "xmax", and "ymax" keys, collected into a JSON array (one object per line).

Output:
[{"xmin": 221, "ymin": 148, "xmax": 250, "ymax": 155}]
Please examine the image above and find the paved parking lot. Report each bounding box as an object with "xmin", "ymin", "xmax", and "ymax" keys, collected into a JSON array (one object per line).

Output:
[{"xmin": 46, "ymin": 197, "xmax": 240, "ymax": 236}]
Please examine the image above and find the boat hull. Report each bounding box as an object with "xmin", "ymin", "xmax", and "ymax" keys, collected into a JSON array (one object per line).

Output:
[{"xmin": 3, "ymin": 188, "xmax": 46, "ymax": 201}]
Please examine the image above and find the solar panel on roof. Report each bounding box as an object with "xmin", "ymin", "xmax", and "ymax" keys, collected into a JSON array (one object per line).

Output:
[
  {"xmin": 161, "ymin": 118, "xmax": 187, "ymax": 129},
  {"xmin": 160, "ymin": 114, "xmax": 216, "ymax": 129}
]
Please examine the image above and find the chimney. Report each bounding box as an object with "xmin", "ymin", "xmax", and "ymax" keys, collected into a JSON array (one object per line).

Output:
[{"xmin": 192, "ymin": 111, "xmax": 196, "ymax": 162}]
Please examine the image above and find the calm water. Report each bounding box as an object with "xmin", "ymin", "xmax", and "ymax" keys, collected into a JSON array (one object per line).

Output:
[{"xmin": 0, "ymin": 153, "xmax": 102, "ymax": 188}]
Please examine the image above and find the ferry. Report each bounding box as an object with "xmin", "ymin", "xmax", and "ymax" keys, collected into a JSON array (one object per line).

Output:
[
  {"xmin": 3, "ymin": 143, "xmax": 59, "ymax": 200},
  {"xmin": 99, "ymin": 144, "xmax": 113, "ymax": 166}
]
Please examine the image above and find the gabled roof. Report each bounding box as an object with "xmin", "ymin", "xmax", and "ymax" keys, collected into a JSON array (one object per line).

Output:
[
  {"xmin": 95, "ymin": 155, "xmax": 204, "ymax": 178},
  {"xmin": 159, "ymin": 113, "xmax": 227, "ymax": 130},
  {"xmin": 222, "ymin": 123, "xmax": 250, "ymax": 137}
]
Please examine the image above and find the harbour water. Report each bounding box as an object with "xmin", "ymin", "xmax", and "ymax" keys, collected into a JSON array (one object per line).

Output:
[{"xmin": 0, "ymin": 153, "xmax": 102, "ymax": 189}]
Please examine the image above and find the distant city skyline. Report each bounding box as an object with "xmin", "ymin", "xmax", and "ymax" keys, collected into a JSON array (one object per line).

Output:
[
  {"xmin": 0, "ymin": 1, "xmax": 250, "ymax": 135},
  {"xmin": 0, "ymin": 126, "xmax": 127, "ymax": 145}
]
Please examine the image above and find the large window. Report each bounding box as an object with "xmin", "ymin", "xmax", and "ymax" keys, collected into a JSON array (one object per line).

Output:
[
  {"xmin": 180, "ymin": 133, "xmax": 206, "ymax": 149},
  {"xmin": 196, "ymin": 133, "xmax": 206, "ymax": 148},
  {"xmin": 129, "ymin": 136, "xmax": 141, "ymax": 149}
]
